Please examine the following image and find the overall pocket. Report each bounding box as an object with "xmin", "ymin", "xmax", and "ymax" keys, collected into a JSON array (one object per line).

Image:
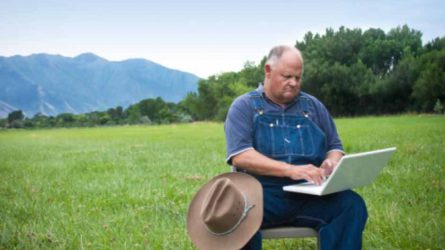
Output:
[
  {"xmin": 254, "ymin": 115, "xmax": 316, "ymax": 157},
  {"xmin": 285, "ymin": 120, "xmax": 315, "ymax": 156}
]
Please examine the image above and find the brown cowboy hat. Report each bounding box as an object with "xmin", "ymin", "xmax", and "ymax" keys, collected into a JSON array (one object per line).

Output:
[{"xmin": 187, "ymin": 172, "xmax": 263, "ymax": 250}]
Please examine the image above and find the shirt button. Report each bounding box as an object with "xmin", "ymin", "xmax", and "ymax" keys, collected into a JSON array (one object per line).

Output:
[
  {"xmin": 296, "ymin": 124, "xmax": 301, "ymax": 129},
  {"xmin": 269, "ymin": 123, "xmax": 274, "ymax": 127}
]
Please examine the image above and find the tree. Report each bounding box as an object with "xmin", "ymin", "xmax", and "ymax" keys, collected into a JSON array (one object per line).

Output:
[
  {"xmin": 412, "ymin": 49, "xmax": 445, "ymax": 111},
  {"xmin": 125, "ymin": 105, "xmax": 141, "ymax": 124},
  {"xmin": 360, "ymin": 28, "xmax": 395, "ymax": 75},
  {"xmin": 56, "ymin": 113, "xmax": 76, "ymax": 127},
  {"xmin": 107, "ymin": 106, "xmax": 125, "ymax": 124},
  {"xmin": 98, "ymin": 113, "xmax": 111, "ymax": 125},
  {"xmin": 180, "ymin": 92, "xmax": 201, "ymax": 120},
  {"xmin": 375, "ymin": 50, "xmax": 420, "ymax": 113},
  {"xmin": 7, "ymin": 110, "xmax": 25, "ymax": 128},
  {"xmin": 7, "ymin": 110, "xmax": 24, "ymax": 123},
  {"xmin": 138, "ymin": 97, "xmax": 169, "ymax": 123},
  {"xmin": 239, "ymin": 60, "xmax": 265, "ymax": 87},
  {"xmin": 31, "ymin": 113, "xmax": 49, "ymax": 128},
  {"xmin": 424, "ymin": 37, "xmax": 445, "ymax": 52},
  {"xmin": 387, "ymin": 25, "xmax": 422, "ymax": 59},
  {"xmin": 433, "ymin": 99, "xmax": 444, "ymax": 114},
  {"xmin": 296, "ymin": 25, "xmax": 430, "ymax": 115},
  {"xmin": 181, "ymin": 64, "xmax": 259, "ymax": 121},
  {"xmin": 0, "ymin": 118, "xmax": 7, "ymax": 128},
  {"xmin": 4, "ymin": 25, "xmax": 443, "ymax": 129},
  {"xmin": 86, "ymin": 112, "xmax": 101, "ymax": 126}
]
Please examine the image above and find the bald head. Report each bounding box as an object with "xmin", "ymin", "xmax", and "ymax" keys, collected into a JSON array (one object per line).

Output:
[{"xmin": 266, "ymin": 45, "xmax": 304, "ymax": 69}]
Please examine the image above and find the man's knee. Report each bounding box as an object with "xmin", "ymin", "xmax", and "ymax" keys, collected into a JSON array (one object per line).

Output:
[{"xmin": 339, "ymin": 191, "xmax": 368, "ymax": 224}]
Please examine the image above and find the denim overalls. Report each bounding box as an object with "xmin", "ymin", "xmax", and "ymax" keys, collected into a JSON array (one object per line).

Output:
[{"xmin": 243, "ymin": 91, "xmax": 368, "ymax": 250}]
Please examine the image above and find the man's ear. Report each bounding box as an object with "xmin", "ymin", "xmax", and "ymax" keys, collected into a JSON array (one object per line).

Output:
[{"xmin": 264, "ymin": 64, "xmax": 272, "ymax": 77}]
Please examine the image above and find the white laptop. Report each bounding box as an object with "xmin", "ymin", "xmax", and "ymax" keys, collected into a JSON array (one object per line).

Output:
[{"xmin": 283, "ymin": 147, "xmax": 396, "ymax": 196}]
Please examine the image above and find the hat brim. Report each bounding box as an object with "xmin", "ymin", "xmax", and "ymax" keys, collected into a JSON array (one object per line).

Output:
[{"xmin": 187, "ymin": 172, "xmax": 263, "ymax": 250}]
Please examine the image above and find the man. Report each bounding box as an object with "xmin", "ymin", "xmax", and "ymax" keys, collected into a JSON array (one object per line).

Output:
[{"xmin": 224, "ymin": 45, "xmax": 368, "ymax": 250}]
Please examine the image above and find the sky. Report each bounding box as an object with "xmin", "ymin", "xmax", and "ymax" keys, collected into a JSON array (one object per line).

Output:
[{"xmin": 1, "ymin": 0, "xmax": 444, "ymax": 78}]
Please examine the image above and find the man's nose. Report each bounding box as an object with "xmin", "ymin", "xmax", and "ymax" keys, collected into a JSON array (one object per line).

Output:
[{"xmin": 288, "ymin": 78, "xmax": 298, "ymax": 86}]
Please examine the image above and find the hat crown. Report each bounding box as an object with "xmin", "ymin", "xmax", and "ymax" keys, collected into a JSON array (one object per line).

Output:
[{"xmin": 200, "ymin": 178, "xmax": 245, "ymax": 235}]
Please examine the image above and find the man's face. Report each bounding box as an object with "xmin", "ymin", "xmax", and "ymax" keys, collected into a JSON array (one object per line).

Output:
[{"xmin": 264, "ymin": 50, "xmax": 303, "ymax": 105}]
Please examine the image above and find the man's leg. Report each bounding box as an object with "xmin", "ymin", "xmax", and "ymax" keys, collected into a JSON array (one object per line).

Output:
[
  {"xmin": 241, "ymin": 231, "xmax": 262, "ymax": 250},
  {"xmin": 242, "ymin": 188, "xmax": 367, "ymax": 250},
  {"xmin": 241, "ymin": 185, "xmax": 290, "ymax": 250},
  {"xmin": 242, "ymin": 184, "xmax": 309, "ymax": 250},
  {"xmin": 290, "ymin": 190, "xmax": 368, "ymax": 250}
]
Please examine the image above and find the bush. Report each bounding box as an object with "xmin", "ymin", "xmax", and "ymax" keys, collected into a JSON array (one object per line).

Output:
[{"xmin": 433, "ymin": 99, "xmax": 444, "ymax": 114}]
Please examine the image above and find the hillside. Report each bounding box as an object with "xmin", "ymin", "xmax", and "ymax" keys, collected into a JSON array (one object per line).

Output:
[{"xmin": 0, "ymin": 53, "xmax": 199, "ymax": 117}]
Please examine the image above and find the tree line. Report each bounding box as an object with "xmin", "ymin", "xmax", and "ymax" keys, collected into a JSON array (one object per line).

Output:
[
  {"xmin": 2, "ymin": 97, "xmax": 193, "ymax": 129},
  {"xmin": 2, "ymin": 25, "xmax": 444, "ymax": 129},
  {"xmin": 183, "ymin": 25, "xmax": 445, "ymax": 120}
]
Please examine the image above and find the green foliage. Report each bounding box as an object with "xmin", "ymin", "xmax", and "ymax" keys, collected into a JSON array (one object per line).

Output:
[
  {"xmin": 433, "ymin": 99, "xmax": 444, "ymax": 114},
  {"xmin": 297, "ymin": 25, "xmax": 425, "ymax": 115},
  {"xmin": 182, "ymin": 25, "xmax": 439, "ymax": 120},
  {"xmin": 107, "ymin": 106, "xmax": 125, "ymax": 124},
  {"xmin": 7, "ymin": 110, "xmax": 24, "ymax": 123},
  {"xmin": 4, "ymin": 110, "xmax": 25, "ymax": 128},
  {"xmin": 240, "ymin": 60, "xmax": 266, "ymax": 88},
  {"xmin": 0, "ymin": 119, "xmax": 7, "ymax": 128},
  {"xmin": 412, "ymin": 48, "xmax": 445, "ymax": 111},
  {"xmin": 125, "ymin": 105, "xmax": 142, "ymax": 124},
  {"xmin": 179, "ymin": 92, "xmax": 201, "ymax": 120},
  {"xmin": 424, "ymin": 37, "xmax": 445, "ymax": 52},
  {"xmin": 56, "ymin": 113, "xmax": 76, "ymax": 127},
  {"xmin": 3, "ymin": 96, "xmax": 193, "ymax": 129},
  {"xmin": 31, "ymin": 113, "xmax": 50, "ymax": 128},
  {"xmin": 3, "ymin": 26, "xmax": 444, "ymax": 129},
  {"xmin": 375, "ymin": 50, "xmax": 420, "ymax": 113},
  {"xmin": 0, "ymin": 116, "xmax": 443, "ymax": 249},
  {"xmin": 180, "ymin": 63, "xmax": 259, "ymax": 121}
]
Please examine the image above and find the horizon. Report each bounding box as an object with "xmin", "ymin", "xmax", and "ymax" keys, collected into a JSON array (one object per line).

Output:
[{"xmin": 1, "ymin": 0, "xmax": 444, "ymax": 78}]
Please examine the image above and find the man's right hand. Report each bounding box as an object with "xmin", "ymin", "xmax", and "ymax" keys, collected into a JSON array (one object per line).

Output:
[{"xmin": 285, "ymin": 164, "xmax": 327, "ymax": 185}]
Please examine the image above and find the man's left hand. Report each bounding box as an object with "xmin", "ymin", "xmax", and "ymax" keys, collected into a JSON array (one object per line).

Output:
[{"xmin": 320, "ymin": 158, "xmax": 338, "ymax": 176}]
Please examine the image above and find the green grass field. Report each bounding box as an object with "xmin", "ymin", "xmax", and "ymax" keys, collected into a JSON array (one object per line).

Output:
[{"xmin": 0, "ymin": 115, "xmax": 444, "ymax": 249}]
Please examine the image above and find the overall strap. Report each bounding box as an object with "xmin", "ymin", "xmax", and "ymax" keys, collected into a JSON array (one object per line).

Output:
[
  {"xmin": 248, "ymin": 91, "xmax": 265, "ymax": 115},
  {"xmin": 298, "ymin": 94, "xmax": 311, "ymax": 118}
]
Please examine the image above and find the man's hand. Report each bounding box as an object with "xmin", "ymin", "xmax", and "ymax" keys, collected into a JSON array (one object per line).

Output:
[
  {"xmin": 231, "ymin": 149, "xmax": 342, "ymax": 186},
  {"xmin": 320, "ymin": 158, "xmax": 338, "ymax": 176},
  {"xmin": 285, "ymin": 164, "xmax": 327, "ymax": 186}
]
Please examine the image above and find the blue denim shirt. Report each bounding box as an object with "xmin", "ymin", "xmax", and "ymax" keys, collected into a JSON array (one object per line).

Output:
[{"xmin": 225, "ymin": 85, "xmax": 344, "ymax": 165}]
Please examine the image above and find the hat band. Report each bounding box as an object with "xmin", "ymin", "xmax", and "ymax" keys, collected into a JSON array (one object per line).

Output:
[{"xmin": 204, "ymin": 194, "xmax": 255, "ymax": 236}]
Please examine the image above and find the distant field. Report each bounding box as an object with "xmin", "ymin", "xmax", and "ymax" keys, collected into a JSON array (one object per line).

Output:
[{"xmin": 0, "ymin": 115, "xmax": 444, "ymax": 249}]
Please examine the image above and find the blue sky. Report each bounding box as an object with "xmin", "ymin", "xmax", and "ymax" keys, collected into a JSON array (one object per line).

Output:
[{"xmin": 1, "ymin": 0, "xmax": 444, "ymax": 78}]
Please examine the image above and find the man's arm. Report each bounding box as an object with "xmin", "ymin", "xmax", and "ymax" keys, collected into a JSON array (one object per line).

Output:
[{"xmin": 232, "ymin": 149, "xmax": 328, "ymax": 185}]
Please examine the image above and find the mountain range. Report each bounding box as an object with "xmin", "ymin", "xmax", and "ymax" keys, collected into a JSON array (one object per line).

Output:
[{"xmin": 0, "ymin": 53, "xmax": 199, "ymax": 118}]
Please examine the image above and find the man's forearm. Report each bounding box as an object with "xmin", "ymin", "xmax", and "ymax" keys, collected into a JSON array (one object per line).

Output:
[
  {"xmin": 231, "ymin": 149, "xmax": 290, "ymax": 177},
  {"xmin": 232, "ymin": 148, "xmax": 328, "ymax": 185}
]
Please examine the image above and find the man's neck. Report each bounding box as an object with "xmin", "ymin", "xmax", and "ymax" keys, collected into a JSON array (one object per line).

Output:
[{"xmin": 263, "ymin": 91, "xmax": 290, "ymax": 109}]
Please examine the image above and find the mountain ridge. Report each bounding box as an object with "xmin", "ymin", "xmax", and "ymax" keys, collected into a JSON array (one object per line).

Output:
[{"xmin": 0, "ymin": 53, "xmax": 199, "ymax": 118}]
